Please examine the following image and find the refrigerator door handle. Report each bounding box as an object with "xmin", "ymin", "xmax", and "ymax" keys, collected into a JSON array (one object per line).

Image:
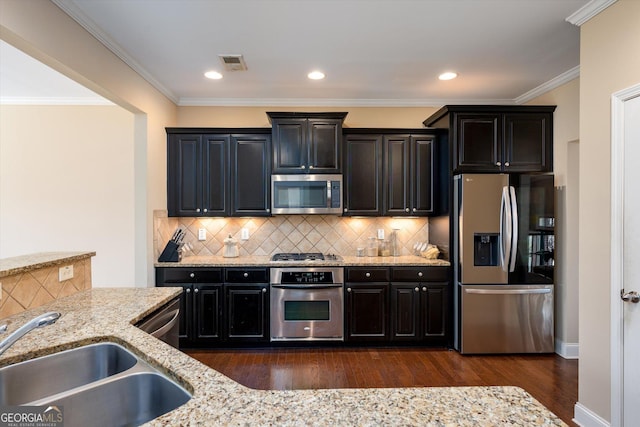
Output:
[
  {"xmin": 509, "ymin": 186, "xmax": 518, "ymax": 273},
  {"xmin": 500, "ymin": 186, "xmax": 512, "ymax": 272},
  {"xmin": 464, "ymin": 288, "xmax": 552, "ymax": 295}
]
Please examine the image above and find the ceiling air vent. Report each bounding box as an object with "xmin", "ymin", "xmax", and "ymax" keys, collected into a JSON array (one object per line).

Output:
[{"xmin": 218, "ymin": 54, "xmax": 247, "ymax": 71}]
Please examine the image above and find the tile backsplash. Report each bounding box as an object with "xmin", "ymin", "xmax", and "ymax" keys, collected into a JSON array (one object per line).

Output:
[{"xmin": 154, "ymin": 210, "xmax": 430, "ymax": 259}]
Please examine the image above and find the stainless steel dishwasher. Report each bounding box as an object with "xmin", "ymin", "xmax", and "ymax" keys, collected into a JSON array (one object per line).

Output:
[{"xmin": 136, "ymin": 297, "xmax": 181, "ymax": 348}]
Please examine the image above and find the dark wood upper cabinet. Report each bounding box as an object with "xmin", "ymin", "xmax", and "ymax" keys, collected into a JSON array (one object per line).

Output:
[
  {"xmin": 167, "ymin": 134, "xmax": 230, "ymax": 216},
  {"xmin": 230, "ymin": 134, "xmax": 271, "ymax": 217},
  {"xmin": 383, "ymin": 134, "xmax": 436, "ymax": 216},
  {"xmin": 268, "ymin": 112, "xmax": 347, "ymax": 174},
  {"xmin": 166, "ymin": 128, "xmax": 270, "ymax": 217},
  {"xmin": 343, "ymin": 134, "xmax": 383, "ymax": 216},
  {"xmin": 423, "ymin": 105, "xmax": 555, "ymax": 174}
]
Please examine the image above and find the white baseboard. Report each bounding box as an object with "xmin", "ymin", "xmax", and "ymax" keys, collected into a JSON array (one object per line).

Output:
[
  {"xmin": 573, "ymin": 402, "xmax": 610, "ymax": 427},
  {"xmin": 555, "ymin": 339, "xmax": 580, "ymax": 359}
]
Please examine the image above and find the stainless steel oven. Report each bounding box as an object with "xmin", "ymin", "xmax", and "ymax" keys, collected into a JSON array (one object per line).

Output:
[{"xmin": 270, "ymin": 267, "xmax": 344, "ymax": 341}]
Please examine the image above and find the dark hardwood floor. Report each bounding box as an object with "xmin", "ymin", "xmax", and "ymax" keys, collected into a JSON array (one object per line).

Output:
[{"xmin": 187, "ymin": 347, "xmax": 578, "ymax": 426}]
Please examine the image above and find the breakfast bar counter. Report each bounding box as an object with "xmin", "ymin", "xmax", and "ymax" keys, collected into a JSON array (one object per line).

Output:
[{"xmin": 0, "ymin": 288, "xmax": 566, "ymax": 426}]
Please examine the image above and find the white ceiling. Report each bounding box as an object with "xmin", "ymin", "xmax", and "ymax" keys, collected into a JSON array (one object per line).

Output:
[{"xmin": 2, "ymin": 0, "xmax": 592, "ymax": 106}]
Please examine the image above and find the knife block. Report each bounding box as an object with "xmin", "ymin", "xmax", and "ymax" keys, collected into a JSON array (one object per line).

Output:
[{"xmin": 158, "ymin": 240, "xmax": 181, "ymax": 262}]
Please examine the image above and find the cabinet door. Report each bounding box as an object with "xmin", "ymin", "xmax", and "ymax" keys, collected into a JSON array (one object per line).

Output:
[
  {"xmin": 272, "ymin": 118, "xmax": 306, "ymax": 173},
  {"xmin": 503, "ymin": 113, "xmax": 553, "ymax": 172},
  {"xmin": 307, "ymin": 118, "xmax": 342, "ymax": 173},
  {"xmin": 226, "ymin": 285, "xmax": 269, "ymax": 340},
  {"xmin": 343, "ymin": 135, "xmax": 383, "ymax": 216},
  {"xmin": 194, "ymin": 284, "xmax": 223, "ymax": 340},
  {"xmin": 384, "ymin": 135, "xmax": 411, "ymax": 215},
  {"xmin": 178, "ymin": 286, "xmax": 193, "ymax": 341},
  {"xmin": 231, "ymin": 134, "xmax": 271, "ymax": 216},
  {"xmin": 167, "ymin": 134, "xmax": 203, "ymax": 216},
  {"xmin": 420, "ymin": 283, "xmax": 447, "ymax": 338},
  {"xmin": 454, "ymin": 114, "xmax": 502, "ymax": 172},
  {"xmin": 345, "ymin": 283, "xmax": 389, "ymax": 341},
  {"xmin": 390, "ymin": 284, "xmax": 420, "ymax": 340},
  {"xmin": 411, "ymin": 136, "xmax": 435, "ymax": 215},
  {"xmin": 202, "ymin": 134, "xmax": 230, "ymax": 216}
]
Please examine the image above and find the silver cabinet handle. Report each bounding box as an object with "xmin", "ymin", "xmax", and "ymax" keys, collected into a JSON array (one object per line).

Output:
[
  {"xmin": 405, "ymin": 208, "xmax": 410, "ymax": 212},
  {"xmin": 190, "ymin": 273, "xmax": 195, "ymax": 278},
  {"xmin": 621, "ymin": 289, "xmax": 640, "ymax": 303},
  {"xmin": 266, "ymin": 208, "xmax": 270, "ymax": 213},
  {"xmin": 185, "ymin": 288, "xmax": 191, "ymax": 294},
  {"xmin": 505, "ymin": 162, "xmax": 510, "ymax": 167},
  {"xmin": 422, "ymin": 286, "xmax": 427, "ymax": 292},
  {"xmin": 301, "ymin": 165, "xmax": 306, "ymax": 169},
  {"xmin": 344, "ymin": 208, "xmax": 348, "ymax": 212},
  {"xmin": 347, "ymin": 287, "xmax": 352, "ymax": 292},
  {"xmin": 196, "ymin": 208, "xmax": 201, "ymax": 212},
  {"xmin": 243, "ymin": 272, "xmax": 249, "ymax": 278},
  {"xmin": 262, "ymin": 288, "xmax": 267, "ymax": 293},
  {"xmin": 417, "ymin": 272, "xmax": 423, "ymax": 277},
  {"xmin": 194, "ymin": 288, "xmax": 199, "ymax": 294},
  {"xmin": 309, "ymin": 165, "xmax": 314, "ymax": 169},
  {"xmin": 412, "ymin": 208, "xmax": 417, "ymax": 212},
  {"xmin": 414, "ymin": 287, "xmax": 419, "ymax": 292},
  {"xmin": 496, "ymin": 162, "xmax": 501, "ymax": 166},
  {"xmin": 365, "ymin": 272, "xmax": 371, "ymax": 278},
  {"xmin": 203, "ymin": 208, "xmax": 208, "ymax": 212}
]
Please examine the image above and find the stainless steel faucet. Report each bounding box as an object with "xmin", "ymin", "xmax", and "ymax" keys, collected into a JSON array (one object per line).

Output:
[{"xmin": 0, "ymin": 312, "xmax": 61, "ymax": 356}]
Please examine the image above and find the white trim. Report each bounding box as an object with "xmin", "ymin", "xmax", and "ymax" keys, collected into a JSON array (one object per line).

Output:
[
  {"xmin": 515, "ymin": 66, "xmax": 580, "ymax": 105},
  {"xmin": 610, "ymin": 82, "xmax": 640, "ymax": 427},
  {"xmin": 50, "ymin": 0, "xmax": 179, "ymax": 104},
  {"xmin": 177, "ymin": 97, "xmax": 516, "ymax": 107},
  {"xmin": 574, "ymin": 402, "xmax": 611, "ymax": 427},
  {"xmin": 554, "ymin": 339, "xmax": 579, "ymax": 359},
  {"xmin": 566, "ymin": 0, "xmax": 618, "ymax": 26},
  {"xmin": 0, "ymin": 96, "xmax": 114, "ymax": 106}
]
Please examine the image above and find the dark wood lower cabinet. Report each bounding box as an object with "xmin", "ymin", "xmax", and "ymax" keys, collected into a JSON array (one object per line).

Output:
[
  {"xmin": 194, "ymin": 284, "xmax": 223, "ymax": 341},
  {"xmin": 390, "ymin": 282, "xmax": 447, "ymax": 342},
  {"xmin": 226, "ymin": 285, "xmax": 269, "ymax": 341},
  {"xmin": 345, "ymin": 283, "xmax": 389, "ymax": 341}
]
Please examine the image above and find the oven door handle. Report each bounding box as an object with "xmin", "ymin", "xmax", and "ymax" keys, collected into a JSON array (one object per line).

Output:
[{"xmin": 271, "ymin": 284, "xmax": 343, "ymax": 290}]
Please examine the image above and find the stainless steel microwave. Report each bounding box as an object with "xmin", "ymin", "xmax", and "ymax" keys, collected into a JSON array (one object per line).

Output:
[{"xmin": 271, "ymin": 174, "xmax": 342, "ymax": 215}]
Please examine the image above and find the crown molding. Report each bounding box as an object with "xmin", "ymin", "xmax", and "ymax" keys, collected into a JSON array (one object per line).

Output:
[
  {"xmin": 178, "ymin": 97, "xmax": 517, "ymax": 107},
  {"xmin": 566, "ymin": 0, "xmax": 618, "ymax": 26},
  {"xmin": 0, "ymin": 97, "xmax": 114, "ymax": 106},
  {"xmin": 51, "ymin": 0, "xmax": 179, "ymax": 104},
  {"xmin": 514, "ymin": 66, "xmax": 580, "ymax": 104}
]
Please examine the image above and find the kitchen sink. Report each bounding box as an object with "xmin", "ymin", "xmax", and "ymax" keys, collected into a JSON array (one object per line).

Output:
[
  {"xmin": 0, "ymin": 342, "xmax": 191, "ymax": 426},
  {"xmin": 0, "ymin": 342, "xmax": 137, "ymax": 405},
  {"xmin": 34, "ymin": 372, "xmax": 191, "ymax": 427}
]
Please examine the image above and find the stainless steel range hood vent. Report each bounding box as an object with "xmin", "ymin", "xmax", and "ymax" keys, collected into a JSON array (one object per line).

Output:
[{"xmin": 218, "ymin": 54, "xmax": 247, "ymax": 71}]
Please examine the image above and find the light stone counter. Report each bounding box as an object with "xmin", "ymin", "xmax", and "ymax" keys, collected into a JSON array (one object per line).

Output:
[
  {"xmin": 0, "ymin": 288, "xmax": 565, "ymax": 426},
  {"xmin": 156, "ymin": 254, "xmax": 450, "ymax": 268},
  {"xmin": 0, "ymin": 251, "xmax": 96, "ymax": 278}
]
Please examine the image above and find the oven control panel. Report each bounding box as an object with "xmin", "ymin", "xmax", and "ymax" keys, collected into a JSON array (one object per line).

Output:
[{"xmin": 281, "ymin": 271, "xmax": 334, "ymax": 284}]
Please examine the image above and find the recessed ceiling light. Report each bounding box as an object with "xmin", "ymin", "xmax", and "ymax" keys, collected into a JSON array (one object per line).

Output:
[
  {"xmin": 308, "ymin": 71, "xmax": 325, "ymax": 80},
  {"xmin": 438, "ymin": 72, "xmax": 458, "ymax": 81},
  {"xmin": 204, "ymin": 70, "xmax": 223, "ymax": 80}
]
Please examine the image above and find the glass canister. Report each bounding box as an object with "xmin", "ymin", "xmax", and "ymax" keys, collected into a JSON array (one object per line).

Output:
[
  {"xmin": 379, "ymin": 240, "xmax": 391, "ymax": 257},
  {"xmin": 366, "ymin": 237, "xmax": 379, "ymax": 257}
]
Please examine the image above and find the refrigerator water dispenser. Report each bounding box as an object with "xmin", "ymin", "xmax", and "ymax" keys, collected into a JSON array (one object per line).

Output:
[{"xmin": 474, "ymin": 233, "xmax": 499, "ymax": 266}]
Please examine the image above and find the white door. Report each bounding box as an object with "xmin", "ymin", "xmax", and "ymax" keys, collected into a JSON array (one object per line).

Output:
[{"xmin": 611, "ymin": 84, "xmax": 640, "ymax": 427}]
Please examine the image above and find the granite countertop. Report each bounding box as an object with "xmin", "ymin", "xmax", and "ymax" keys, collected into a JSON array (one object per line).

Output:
[
  {"xmin": 0, "ymin": 288, "xmax": 565, "ymax": 426},
  {"xmin": 156, "ymin": 254, "xmax": 450, "ymax": 268},
  {"xmin": 0, "ymin": 251, "xmax": 96, "ymax": 278}
]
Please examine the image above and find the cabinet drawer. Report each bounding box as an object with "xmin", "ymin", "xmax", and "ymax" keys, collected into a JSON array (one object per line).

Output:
[
  {"xmin": 157, "ymin": 268, "xmax": 223, "ymax": 283},
  {"xmin": 346, "ymin": 267, "xmax": 390, "ymax": 282},
  {"xmin": 225, "ymin": 268, "xmax": 269, "ymax": 283},
  {"xmin": 390, "ymin": 267, "xmax": 450, "ymax": 282}
]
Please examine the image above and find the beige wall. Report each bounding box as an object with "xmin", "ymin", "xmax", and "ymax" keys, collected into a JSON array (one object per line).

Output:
[
  {"xmin": 0, "ymin": 0, "xmax": 178, "ymax": 286},
  {"xmin": 177, "ymin": 106, "xmax": 439, "ymax": 128},
  {"xmin": 526, "ymin": 78, "xmax": 580, "ymax": 356},
  {"xmin": 579, "ymin": 0, "xmax": 640, "ymax": 421},
  {"xmin": 0, "ymin": 105, "xmax": 135, "ymax": 286}
]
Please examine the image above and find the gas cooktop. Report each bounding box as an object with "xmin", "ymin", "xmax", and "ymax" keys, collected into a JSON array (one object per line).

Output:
[{"xmin": 270, "ymin": 252, "xmax": 342, "ymax": 262}]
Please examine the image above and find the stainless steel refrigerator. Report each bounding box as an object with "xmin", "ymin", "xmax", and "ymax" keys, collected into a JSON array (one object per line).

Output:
[{"xmin": 453, "ymin": 174, "xmax": 555, "ymax": 354}]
